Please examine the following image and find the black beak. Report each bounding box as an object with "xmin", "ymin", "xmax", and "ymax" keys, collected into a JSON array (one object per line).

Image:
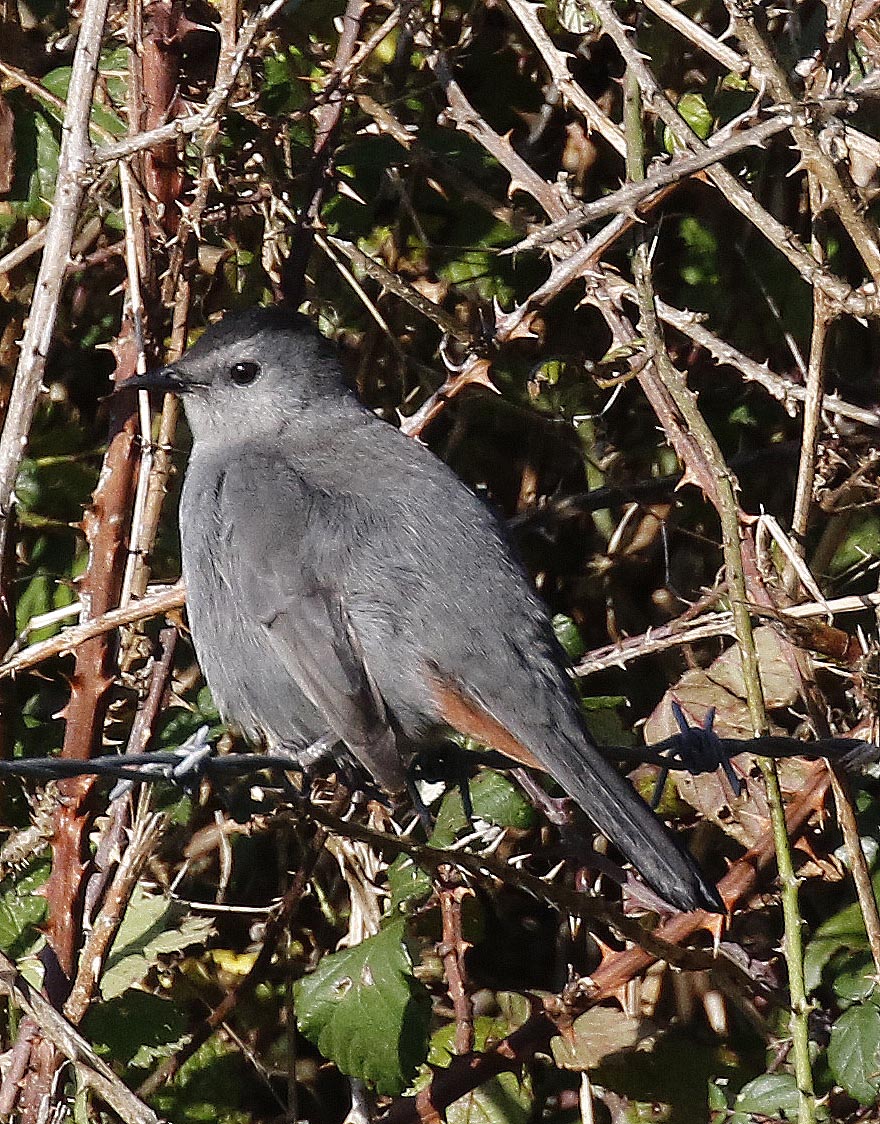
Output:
[{"xmin": 120, "ymin": 366, "xmax": 194, "ymax": 394}]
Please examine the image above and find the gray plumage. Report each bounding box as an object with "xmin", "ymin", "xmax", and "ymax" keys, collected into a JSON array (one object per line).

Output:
[{"xmin": 139, "ymin": 307, "xmax": 722, "ymax": 914}]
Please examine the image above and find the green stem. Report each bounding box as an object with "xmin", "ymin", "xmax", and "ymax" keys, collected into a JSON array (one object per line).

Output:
[{"xmin": 623, "ymin": 64, "xmax": 815, "ymax": 1124}]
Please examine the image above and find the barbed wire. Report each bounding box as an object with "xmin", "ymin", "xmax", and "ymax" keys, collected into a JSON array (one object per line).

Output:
[{"xmin": 0, "ymin": 716, "xmax": 869, "ymax": 797}]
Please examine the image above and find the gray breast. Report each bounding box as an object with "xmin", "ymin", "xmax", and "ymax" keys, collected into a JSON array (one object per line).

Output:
[{"xmin": 179, "ymin": 452, "xmax": 329, "ymax": 756}]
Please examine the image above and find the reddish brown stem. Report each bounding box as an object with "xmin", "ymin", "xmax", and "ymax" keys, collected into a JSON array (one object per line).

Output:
[
  {"xmin": 382, "ymin": 764, "xmax": 831, "ymax": 1123},
  {"xmin": 43, "ymin": 324, "xmax": 140, "ymax": 994},
  {"xmin": 438, "ymin": 871, "xmax": 475, "ymax": 1056}
]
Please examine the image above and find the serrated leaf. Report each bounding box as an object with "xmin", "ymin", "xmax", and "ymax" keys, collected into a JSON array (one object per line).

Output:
[
  {"xmin": 466, "ymin": 769, "xmax": 536, "ymax": 831},
  {"xmin": 804, "ymin": 882, "xmax": 879, "ymax": 993},
  {"xmin": 390, "ymin": 769, "xmax": 535, "ymax": 908},
  {"xmin": 420, "ymin": 996, "xmax": 533, "ymax": 1124},
  {"xmin": 829, "ymin": 1003, "xmax": 880, "ymax": 1105},
  {"xmin": 84, "ymin": 991, "xmax": 189, "ymax": 1069},
  {"xmin": 432, "ymin": 769, "xmax": 535, "ymax": 848},
  {"xmin": 294, "ymin": 917, "xmax": 430, "ymax": 1095},
  {"xmin": 721, "ymin": 1072, "xmax": 803, "ymax": 1124},
  {"xmin": 0, "ymin": 858, "xmax": 49, "ymax": 958},
  {"xmin": 101, "ymin": 886, "xmax": 215, "ymax": 999},
  {"xmin": 387, "ymin": 853, "xmax": 433, "ymax": 912},
  {"xmin": 733, "ymin": 1072, "xmax": 800, "ymax": 1117},
  {"xmin": 833, "ymin": 951, "xmax": 879, "ymax": 1004}
]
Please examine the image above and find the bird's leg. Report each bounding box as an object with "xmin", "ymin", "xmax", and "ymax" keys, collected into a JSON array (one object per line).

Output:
[
  {"xmin": 331, "ymin": 755, "xmax": 391, "ymax": 807},
  {"xmin": 404, "ymin": 765, "xmax": 435, "ymax": 834},
  {"xmin": 404, "ymin": 743, "xmax": 480, "ymax": 833}
]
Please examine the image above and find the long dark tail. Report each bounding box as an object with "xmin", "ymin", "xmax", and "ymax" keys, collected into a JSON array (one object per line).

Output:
[{"xmin": 544, "ymin": 730, "xmax": 723, "ymax": 913}]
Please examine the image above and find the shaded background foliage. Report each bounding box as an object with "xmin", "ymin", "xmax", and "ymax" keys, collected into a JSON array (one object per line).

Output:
[{"xmin": 1, "ymin": 0, "xmax": 880, "ymax": 1120}]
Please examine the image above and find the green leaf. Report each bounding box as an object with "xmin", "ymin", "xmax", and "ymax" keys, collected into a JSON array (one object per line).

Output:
[
  {"xmin": 420, "ymin": 995, "xmax": 533, "ymax": 1124},
  {"xmin": 432, "ymin": 770, "xmax": 536, "ymax": 848},
  {"xmin": 0, "ymin": 858, "xmax": 49, "ymax": 958},
  {"xmin": 9, "ymin": 100, "xmax": 60, "ymax": 217},
  {"xmin": 155, "ymin": 686, "xmax": 223, "ymax": 751},
  {"xmin": 389, "ymin": 770, "xmax": 535, "ymax": 908},
  {"xmin": 581, "ymin": 695, "xmax": 633, "ymax": 748},
  {"xmin": 41, "ymin": 66, "xmax": 126, "ymax": 138},
  {"xmin": 677, "ymin": 93, "xmax": 714, "ymax": 139},
  {"xmin": 829, "ymin": 1002, "xmax": 880, "ymax": 1105},
  {"xmin": 678, "ymin": 215, "xmax": 720, "ymax": 288},
  {"xmin": 15, "ymin": 570, "xmax": 77, "ymax": 643},
  {"xmin": 101, "ymin": 886, "xmax": 215, "ymax": 999},
  {"xmin": 664, "ymin": 93, "xmax": 713, "ymax": 153},
  {"xmin": 387, "ymin": 853, "xmax": 433, "ymax": 912},
  {"xmin": 150, "ymin": 1037, "xmax": 253, "ymax": 1124},
  {"xmin": 707, "ymin": 1080, "xmax": 729, "ymax": 1112},
  {"xmin": 465, "ymin": 769, "xmax": 536, "ymax": 831},
  {"xmin": 552, "ymin": 613, "xmax": 586, "ymax": 661},
  {"xmin": 804, "ymin": 885, "xmax": 877, "ymax": 992},
  {"xmin": 84, "ymin": 991, "xmax": 189, "ymax": 1069},
  {"xmin": 833, "ymin": 951, "xmax": 879, "ymax": 1004},
  {"xmin": 829, "ymin": 512, "xmax": 880, "ymax": 577},
  {"xmin": 732, "ymin": 1072, "xmax": 800, "ymax": 1119},
  {"xmin": 294, "ymin": 916, "xmax": 430, "ymax": 1095}
]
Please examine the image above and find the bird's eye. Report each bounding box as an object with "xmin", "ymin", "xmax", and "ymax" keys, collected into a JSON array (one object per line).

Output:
[{"xmin": 230, "ymin": 361, "xmax": 261, "ymax": 385}]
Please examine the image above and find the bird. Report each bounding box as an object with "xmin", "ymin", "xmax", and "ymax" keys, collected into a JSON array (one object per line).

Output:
[{"xmin": 131, "ymin": 306, "xmax": 722, "ymax": 914}]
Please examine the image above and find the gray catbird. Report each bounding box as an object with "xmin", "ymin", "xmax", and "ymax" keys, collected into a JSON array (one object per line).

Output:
[{"xmin": 132, "ymin": 307, "xmax": 722, "ymax": 914}]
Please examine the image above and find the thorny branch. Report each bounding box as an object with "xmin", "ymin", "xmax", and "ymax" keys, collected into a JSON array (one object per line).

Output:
[{"xmin": 3, "ymin": 0, "xmax": 880, "ymax": 1119}]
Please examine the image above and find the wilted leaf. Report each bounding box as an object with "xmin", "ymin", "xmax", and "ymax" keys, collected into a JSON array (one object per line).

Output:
[
  {"xmin": 643, "ymin": 627, "xmax": 821, "ymax": 848},
  {"xmin": 707, "ymin": 626, "xmax": 800, "ymax": 710},
  {"xmin": 294, "ymin": 917, "xmax": 430, "ymax": 1095},
  {"xmin": 551, "ymin": 1005, "xmax": 654, "ymax": 1069}
]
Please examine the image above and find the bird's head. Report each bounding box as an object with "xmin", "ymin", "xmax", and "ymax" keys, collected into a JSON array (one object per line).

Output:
[{"xmin": 126, "ymin": 307, "xmax": 353, "ymax": 442}]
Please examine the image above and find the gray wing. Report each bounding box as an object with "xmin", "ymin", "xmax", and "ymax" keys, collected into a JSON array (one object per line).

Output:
[{"xmin": 219, "ymin": 455, "xmax": 404, "ymax": 792}]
